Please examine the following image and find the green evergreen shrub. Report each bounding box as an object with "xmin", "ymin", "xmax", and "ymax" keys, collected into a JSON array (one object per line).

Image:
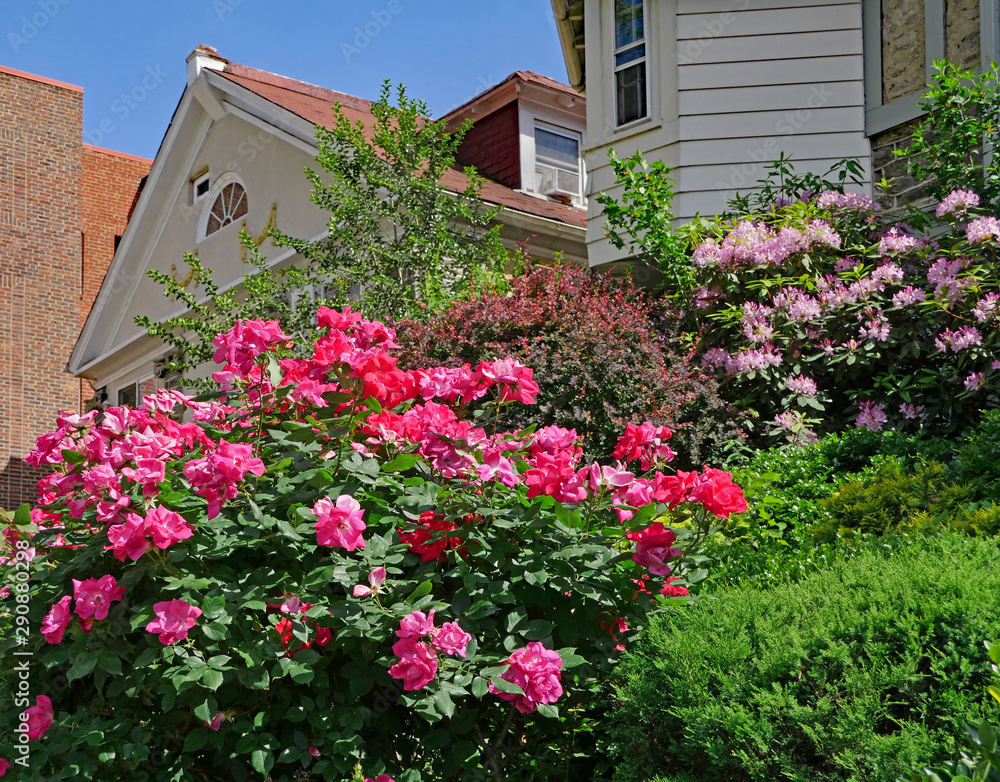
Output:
[{"xmin": 610, "ymin": 534, "xmax": 1000, "ymax": 782}]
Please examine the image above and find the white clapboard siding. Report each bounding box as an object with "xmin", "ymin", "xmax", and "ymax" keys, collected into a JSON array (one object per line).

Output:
[
  {"xmin": 672, "ymin": 0, "xmax": 869, "ymax": 222},
  {"xmin": 679, "ymin": 56, "xmax": 862, "ymax": 90},
  {"xmin": 679, "ymin": 82, "xmax": 864, "ymax": 117},
  {"xmin": 677, "ymin": 3, "xmax": 860, "ymax": 39}
]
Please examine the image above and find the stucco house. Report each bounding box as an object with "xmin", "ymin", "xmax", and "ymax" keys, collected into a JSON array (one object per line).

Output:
[
  {"xmin": 551, "ymin": 0, "xmax": 995, "ymax": 265},
  {"xmin": 68, "ymin": 46, "xmax": 588, "ymax": 415}
]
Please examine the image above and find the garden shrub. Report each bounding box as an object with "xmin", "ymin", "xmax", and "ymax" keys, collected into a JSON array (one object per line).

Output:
[
  {"xmin": 394, "ymin": 261, "xmax": 745, "ymax": 468},
  {"xmin": 951, "ymin": 409, "xmax": 1000, "ymax": 499},
  {"xmin": 0, "ymin": 308, "xmax": 748, "ymax": 782},
  {"xmin": 609, "ymin": 534, "xmax": 1000, "ymax": 782}
]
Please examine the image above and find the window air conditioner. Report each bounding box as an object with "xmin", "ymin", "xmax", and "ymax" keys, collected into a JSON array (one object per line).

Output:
[{"xmin": 537, "ymin": 167, "xmax": 580, "ymax": 200}]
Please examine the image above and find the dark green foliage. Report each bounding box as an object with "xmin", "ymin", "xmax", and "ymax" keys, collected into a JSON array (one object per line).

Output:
[
  {"xmin": 952, "ymin": 409, "xmax": 1000, "ymax": 499},
  {"xmin": 898, "ymin": 60, "xmax": 1000, "ymax": 212},
  {"xmin": 395, "ymin": 261, "xmax": 746, "ymax": 466},
  {"xmin": 610, "ymin": 534, "xmax": 1000, "ymax": 782}
]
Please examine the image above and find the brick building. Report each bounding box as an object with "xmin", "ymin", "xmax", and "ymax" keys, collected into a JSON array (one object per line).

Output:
[{"xmin": 0, "ymin": 65, "xmax": 150, "ymax": 509}]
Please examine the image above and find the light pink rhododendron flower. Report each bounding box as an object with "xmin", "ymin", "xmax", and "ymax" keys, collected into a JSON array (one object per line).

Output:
[
  {"xmin": 313, "ymin": 494, "xmax": 366, "ymax": 551},
  {"xmin": 396, "ymin": 609, "xmax": 437, "ymax": 639},
  {"xmin": 25, "ymin": 695, "xmax": 53, "ymax": 741},
  {"xmin": 146, "ymin": 599, "xmax": 203, "ymax": 645},
  {"xmin": 146, "ymin": 506, "xmax": 195, "ymax": 549},
  {"xmin": 388, "ymin": 637, "xmax": 438, "ymax": 691},
  {"xmin": 855, "ymin": 400, "xmax": 888, "ymax": 431},
  {"xmin": 73, "ymin": 575, "xmax": 125, "ymax": 621},
  {"xmin": 432, "ymin": 621, "xmax": 472, "ymax": 658},
  {"xmin": 489, "ymin": 642, "xmax": 564, "ymax": 714},
  {"xmin": 353, "ymin": 567, "xmax": 387, "ymax": 598},
  {"xmin": 41, "ymin": 595, "xmax": 73, "ymax": 644}
]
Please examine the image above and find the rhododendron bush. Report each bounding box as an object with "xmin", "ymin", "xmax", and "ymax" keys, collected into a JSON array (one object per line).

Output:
[
  {"xmin": 688, "ymin": 190, "xmax": 1000, "ymax": 442},
  {"xmin": 0, "ymin": 308, "xmax": 746, "ymax": 782}
]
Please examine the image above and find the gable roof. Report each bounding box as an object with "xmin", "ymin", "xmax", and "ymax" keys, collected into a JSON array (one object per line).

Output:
[{"xmin": 213, "ymin": 60, "xmax": 586, "ymax": 228}]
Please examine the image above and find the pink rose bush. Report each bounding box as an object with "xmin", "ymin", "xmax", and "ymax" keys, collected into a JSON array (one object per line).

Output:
[
  {"xmin": 0, "ymin": 306, "xmax": 744, "ymax": 781},
  {"xmin": 690, "ymin": 188, "xmax": 1000, "ymax": 441}
]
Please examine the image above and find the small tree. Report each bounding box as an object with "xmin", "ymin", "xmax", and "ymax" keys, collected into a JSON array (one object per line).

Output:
[{"xmin": 140, "ymin": 82, "xmax": 511, "ymax": 386}]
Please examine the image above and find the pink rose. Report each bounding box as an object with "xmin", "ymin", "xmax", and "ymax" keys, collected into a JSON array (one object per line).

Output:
[
  {"xmin": 146, "ymin": 506, "xmax": 195, "ymax": 549},
  {"xmin": 105, "ymin": 513, "xmax": 152, "ymax": 561},
  {"xmin": 146, "ymin": 599, "xmax": 203, "ymax": 645},
  {"xmin": 388, "ymin": 637, "xmax": 438, "ymax": 691},
  {"xmin": 396, "ymin": 609, "xmax": 436, "ymax": 639},
  {"xmin": 25, "ymin": 695, "xmax": 53, "ymax": 741},
  {"xmin": 0, "ymin": 757, "xmax": 9, "ymax": 776},
  {"xmin": 626, "ymin": 522, "xmax": 681, "ymax": 576},
  {"xmin": 688, "ymin": 468, "xmax": 748, "ymax": 519},
  {"xmin": 365, "ymin": 776, "xmax": 397, "ymax": 782},
  {"xmin": 353, "ymin": 567, "xmax": 387, "ymax": 598},
  {"xmin": 432, "ymin": 621, "xmax": 472, "ymax": 658},
  {"xmin": 41, "ymin": 596, "xmax": 73, "ymax": 644},
  {"xmin": 205, "ymin": 712, "xmax": 225, "ymax": 731},
  {"xmin": 73, "ymin": 575, "xmax": 126, "ymax": 621},
  {"xmin": 313, "ymin": 494, "xmax": 366, "ymax": 551},
  {"xmin": 489, "ymin": 642, "xmax": 563, "ymax": 714}
]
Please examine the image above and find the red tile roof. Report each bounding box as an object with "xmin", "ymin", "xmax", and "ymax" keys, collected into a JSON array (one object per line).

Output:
[{"xmin": 215, "ymin": 62, "xmax": 586, "ymax": 229}]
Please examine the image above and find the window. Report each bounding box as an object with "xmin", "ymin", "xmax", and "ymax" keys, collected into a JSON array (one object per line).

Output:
[
  {"xmin": 116, "ymin": 377, "xmax": 157, "ymax": 408},
  {"xmin": 192, "ymin": 171, "xmax": 211, "ymax": 203},
  {"xmin": 205, "ymin": 181, "xmax": 248, "ymax": 237},
  {"xmin": 614, "ymin": 0, "xmax": 648, "ymax": 127},
  {"xmin": 534, "ymin": 124, "xmax": 582, "ymax": 200}
]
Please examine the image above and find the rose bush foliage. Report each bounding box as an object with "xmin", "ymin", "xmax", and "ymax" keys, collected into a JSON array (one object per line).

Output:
[
  {"xmin": 688, "ymin": 189, "xmax": 1000, "ymax": 443},
  {"xmin": 0, "ymin": 307, "xmax": 746, "ymax": 781}
]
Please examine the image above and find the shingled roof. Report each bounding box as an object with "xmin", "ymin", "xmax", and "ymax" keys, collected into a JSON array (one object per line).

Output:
[{"xmin": 213, "ymin": 59, "xmax": 586, "ymax": 229}]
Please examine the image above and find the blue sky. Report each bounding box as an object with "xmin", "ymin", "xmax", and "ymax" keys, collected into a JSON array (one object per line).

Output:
[{"xmin": 2, "ymin": 0, "xmax": 568, "ymax": 159}]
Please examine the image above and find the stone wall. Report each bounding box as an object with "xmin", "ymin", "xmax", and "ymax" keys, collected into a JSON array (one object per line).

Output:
[{"xmin": 872, "ymin": 0, "xmax": 982, "ymax": 214}]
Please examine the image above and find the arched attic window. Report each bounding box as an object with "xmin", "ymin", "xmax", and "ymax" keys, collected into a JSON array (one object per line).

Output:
[{"xmin": 198, "ymin": 173, "xmax": 248, "ymax": 241}]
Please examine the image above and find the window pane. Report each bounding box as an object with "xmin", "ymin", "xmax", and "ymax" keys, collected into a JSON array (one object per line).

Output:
[
  {"xmin": 117, "ymin": 384, "xmax": 137, "ymax": 408},
  {"xmin": 536, "ymin": 128, "xmax": 580, "ymax": 171},
  {"xmin": 615, "ymin": 0, "xmax": 644, "ymax": 49},
  {"xmin": 615, "ymin": 43, "xmax": 646, "ymax": 67},
  {"xmin": 616, "ymin": 62, "xmax": 647, "ymax": 126}
]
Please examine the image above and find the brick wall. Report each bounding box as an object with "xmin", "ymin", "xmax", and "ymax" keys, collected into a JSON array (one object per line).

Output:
[
  {"xmin": 0, "ymin": 68, "xmax": 83, "ymax": 509},
  {"xmin": 81, "ymin": 146, "xmax": 150, "ymax": 322},
  {"xmin": 455, "ymin": 102, "xmax": 521, "ymax": 189}
]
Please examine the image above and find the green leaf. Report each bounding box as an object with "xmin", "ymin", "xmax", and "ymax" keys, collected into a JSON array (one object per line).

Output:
[
  {"xmin": 489, "ymin": 676, "xmax": 523, "ymax": 695},
  {"xmin": 383, "ymin": 454, "xmax": 419, "ymax": 472},
  {"xmin": 535, "ymin": 702, "xmax": 559, "ymax": 719},
  {"xmin": 409, "ymin": 581, "xmax": 433, "ymax": 601},
  {"xmin": 61, "ymin": 448, "xmax": 86, "ymax": 464},
  {"xmin": 433, "ymin": 689, "xmax": 456, "ymax": 719},
  {"xmin": 67, "ymin": 655, "xmax": 98, "ymax": 683},
  {"xmin": 521, "ymin": 619, "xmax": 553, "ymax": 641},
  {"xmin": 251, "ymin": 748, "xmax": 274, "ymax": 775},
  {"xmin": 202, "ymin": 668, "xmax": 225, "ymax": 691},
  {"xmin": 97, "ymin": 655, "xmax": 123, "ymax": 675}
]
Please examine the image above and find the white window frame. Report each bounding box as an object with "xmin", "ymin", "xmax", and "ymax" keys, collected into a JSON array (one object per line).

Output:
[
  {"xmin": 192, "ymin": 171, "xmax": 211, "ymax": 204},
  {"xmin": 116, "ymin": 375, "xmax": 156, "ymax": 408},
  {"xmin": 612, "ymin": 0, "xmax": 650, "ymax": 129},
  {"xmin": 533, "ymin": 121, "xmax": 584, "ymax": 202}
]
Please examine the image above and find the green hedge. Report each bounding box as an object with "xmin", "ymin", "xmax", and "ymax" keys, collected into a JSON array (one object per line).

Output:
[{"xmin": 609, "ymin": 534, "xmax": 1000, "ymax": 782}]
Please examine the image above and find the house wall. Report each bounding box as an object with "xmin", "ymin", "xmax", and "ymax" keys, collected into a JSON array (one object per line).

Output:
[
  {"xmin": 93, "ymin": 112, "xmax": 327, "ymax": 397},
  {"xmin": 0, "ymin": 68, "xmax": 82, "ymax": 509},
  {"xmin": 583, "ymin": 0, "xmax": 870, "ymax": 267},
  {"xmin": 456, "ymin": 102, "xmax": 521, "ymax": 188}
]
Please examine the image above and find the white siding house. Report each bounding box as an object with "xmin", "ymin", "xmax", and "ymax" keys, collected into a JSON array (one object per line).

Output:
[{"xmin": 552, "ymin": 0, "xmax": 1000, "ymax": 266}]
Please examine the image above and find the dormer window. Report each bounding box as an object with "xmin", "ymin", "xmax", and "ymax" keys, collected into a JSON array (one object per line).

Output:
[
  {"xmin": 614, "ymin": 0, "xmax": 648, "ymax": 127},
  {"xmin": 198, "ymin": 173, "xmax": 249, "ymax": 242},
  {"xmin": 534, "ymin": 123, "xmax": 582, "ymax": 202}
]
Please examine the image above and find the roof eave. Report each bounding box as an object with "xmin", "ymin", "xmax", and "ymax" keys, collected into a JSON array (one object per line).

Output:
[{"xmin": 551, "ymin": 0, "xmax": 586, "ymax": 92}]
